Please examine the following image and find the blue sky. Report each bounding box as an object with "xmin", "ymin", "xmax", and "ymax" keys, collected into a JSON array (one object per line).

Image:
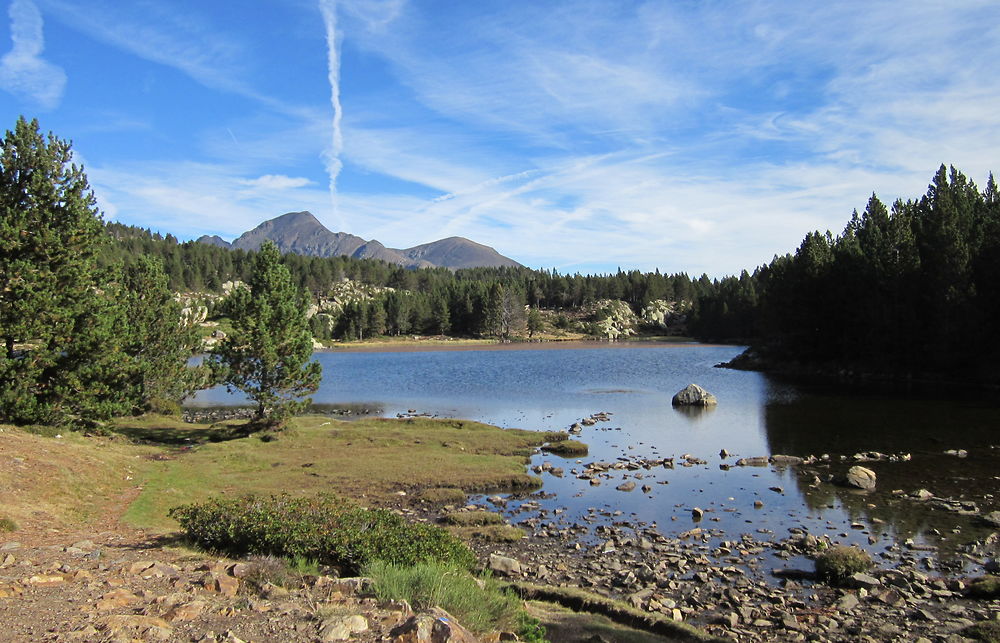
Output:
[{"xmin": 1, "ymin": 0, "xmax": 998, "ymax": 276}]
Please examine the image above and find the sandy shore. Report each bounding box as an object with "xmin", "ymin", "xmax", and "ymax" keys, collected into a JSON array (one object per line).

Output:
[{"xmin": 323, "ymin": 337, "xmax": 712, "ymax": 354}]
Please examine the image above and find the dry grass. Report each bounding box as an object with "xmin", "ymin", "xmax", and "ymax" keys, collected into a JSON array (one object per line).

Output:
[
  {"xmin": 0, "ymin": 425, "xmax": 159, "ymax": 532},
  {"xmin": 448, "ymin": 524, "xmax": 525, "ymax": 543},
  {"xmin": 440, "ymin": 511, "xmax": 506, "ymax": 526}
]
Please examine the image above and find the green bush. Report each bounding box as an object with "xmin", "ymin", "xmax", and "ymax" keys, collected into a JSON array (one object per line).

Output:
[
  {"xmin": 364, "ymin": 560, "xmax": 545, "ymax": 641},
  {"xmin": 0, "ymin": 516, "xmax": 17, "ymax": 532},
  {"xmin": 815, "ymin": 545, "xmax": 873, "ymax": 585},
  {"xmin": 169, "ymin": 494, "xmax": 476, "ymax": 574}
]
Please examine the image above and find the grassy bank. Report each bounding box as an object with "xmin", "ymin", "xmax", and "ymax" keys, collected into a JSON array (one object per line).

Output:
[
  {"xmin": 0, "ymin": 414, "xmax": 562, "ymax": 534},
  {"xmin": 122, "ymin": 415, "xmax": 558, "ymax": 530}
]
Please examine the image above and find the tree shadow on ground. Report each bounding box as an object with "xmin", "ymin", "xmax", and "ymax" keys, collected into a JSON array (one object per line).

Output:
[{"xmin": 109, "ymin": 420, "xmax": 254, "ymax": 447}]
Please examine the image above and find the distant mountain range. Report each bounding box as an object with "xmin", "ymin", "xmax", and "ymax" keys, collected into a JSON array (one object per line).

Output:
[{"xmin": 197, "ymin": 211, "xmax": 521, "ymax": 270}]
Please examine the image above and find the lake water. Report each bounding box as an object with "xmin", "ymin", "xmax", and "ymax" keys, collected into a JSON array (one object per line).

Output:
[{"xmin": 188, "ymin": 342, "xmax": 1000, "ymax": 573}]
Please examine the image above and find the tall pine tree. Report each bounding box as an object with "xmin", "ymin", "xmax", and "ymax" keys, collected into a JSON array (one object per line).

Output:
[
  {"xmin": 0, "ymin": 117, "xmax": 125, "ymax": 426},
  {"xmin": 212, "ymin": 242, "xmax": 321, "ymax": 428}
]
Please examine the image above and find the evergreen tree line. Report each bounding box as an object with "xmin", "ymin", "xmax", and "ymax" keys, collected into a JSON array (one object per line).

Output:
[
  {"xmin": 2, "ymin": 118, "xmax": 321, "ymax": 428},
  {"xmin": 103, "ymin": 222, "xmax": 717, "ymax": 308},
  {"xmin": 1, "ymin": 118, "xmax": 202, "ymax": 426},
  {"xmin": 691, "ymin": 165, "xmax": 1000, "ymax": 379},
  {"xmin": 104, "ymin": 223, "xmax": 724, "ymax": 340}
]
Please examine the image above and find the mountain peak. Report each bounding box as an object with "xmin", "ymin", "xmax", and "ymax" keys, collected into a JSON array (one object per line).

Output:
[{"xmin": 209, "ymin": 212, "xmax": 521, "ymax": 270}]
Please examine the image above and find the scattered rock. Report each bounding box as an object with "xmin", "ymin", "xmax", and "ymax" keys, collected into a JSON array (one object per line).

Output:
[
  {"xmin": 389, "ymin": 607, "xmax": 478, "ymax": 643},
  {"xmin": 488, "ymin": 554, "xmax": 522, "ymax": 577},
  {"xmin": 320, "ymin": 614, "xmax": 369, "ymax": 641}
]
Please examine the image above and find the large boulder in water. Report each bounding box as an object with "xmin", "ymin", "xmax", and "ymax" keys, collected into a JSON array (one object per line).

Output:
[
  {"xmin": 672, "ymin": 384, "xmax": 718, "ymax": 407},
  {"xmin": 843, "ymin": 465, "xmax": 877, "ymax": 490}
]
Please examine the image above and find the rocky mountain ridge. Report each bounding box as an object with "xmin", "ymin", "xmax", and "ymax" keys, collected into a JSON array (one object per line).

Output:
[{"xmin": 197, "ymin": 211, "xmax": 521, "ymax": 270}]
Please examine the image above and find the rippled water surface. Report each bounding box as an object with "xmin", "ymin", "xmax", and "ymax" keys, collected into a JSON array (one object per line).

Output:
[{"xmin": 189, "ymin": 342, "xmax": 1000, "ymax": 570}]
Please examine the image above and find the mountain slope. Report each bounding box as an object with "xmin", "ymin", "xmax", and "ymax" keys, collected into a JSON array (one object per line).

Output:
[
  {"xmin": 231, "ymin": 211, "xmax": 367, "ymax": 258},
  {"xmin": 401, "ymin": 236, "xmax": 522, "ymax": 269},
  {"xmin": 195, "ymin": 234, "xmax": 231, "ymax": 249},
  {"xmin": 204, "ymin": 211, "xmax": 520, "ymax": 269}
]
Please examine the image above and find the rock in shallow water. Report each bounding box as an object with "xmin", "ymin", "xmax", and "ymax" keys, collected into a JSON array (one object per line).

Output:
[
  {"xmin": 671, "ymin": 383, "xmax": 718, "ymax": 407},
  {"xmin": 843, "ymin": 465, "xmax": 877, "ymax": 490}
]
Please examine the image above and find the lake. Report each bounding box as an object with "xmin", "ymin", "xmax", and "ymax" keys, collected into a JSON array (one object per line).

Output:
[{"xmin": 188, "ymin": 342, "xmax": 1000, "ymax": 573}]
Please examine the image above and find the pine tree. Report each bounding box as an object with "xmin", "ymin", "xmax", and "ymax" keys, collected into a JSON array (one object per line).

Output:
[
  {"xmin": 0, "ymin": 117, "xmax": 120, "ymax": 426},
  {"xmin": 114, "ymin": 256, "xmax": 201, "ymax": 414},
  {"xmin": 212, "ymin": 242, "xmax": 321, "ymax": 428}
]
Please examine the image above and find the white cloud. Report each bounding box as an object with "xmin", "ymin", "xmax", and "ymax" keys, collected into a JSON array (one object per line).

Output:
[
  {"xmin": 0, "ymin": 0, "xmax": 65, "ymax": 109},
  {"xmin": 239, "ymin": 174, "xmax": 314, "ymax": 191},
  {"xmin": 88, "ymin": 161, "xmax": 333, "ymax": 240}
]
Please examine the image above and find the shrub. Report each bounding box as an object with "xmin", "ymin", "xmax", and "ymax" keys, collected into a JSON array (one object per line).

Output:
[
  {"xmin": 815, "ymin": 545, "xmax": 873, "ymax": 585},
  {"xmin": 242, "ymin": 555, "xmax": 297, "ymax": 590},
  {"xmin": 364, "ymin": 560, "xmax": 544, "ymax": 641},
  {"xmin": 169, "ymin": 494, "xmax": 476, "ymax": 574},
  {"xmin": 0, "ymin": 516, "xmax": 17, "ymax": 532}
]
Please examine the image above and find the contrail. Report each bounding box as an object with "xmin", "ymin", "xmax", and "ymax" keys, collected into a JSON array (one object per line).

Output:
[{"xmin": 319, "ymin": 0, "xmax": 343, "ymax": 225}]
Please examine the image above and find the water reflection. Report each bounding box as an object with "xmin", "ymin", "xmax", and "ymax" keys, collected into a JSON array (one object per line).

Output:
[
  {"xmin": 185, "ymin": 343, "xmax": 1000, "ymax": 572},
  {"xmin": 671, "ymin": 404, "xmax": 716, "ymax": 422}
]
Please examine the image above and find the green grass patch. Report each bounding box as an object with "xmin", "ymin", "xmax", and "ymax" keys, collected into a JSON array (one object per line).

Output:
[
  {"xmin": 110, "ymin": 414, "xmax": 249, "ymax": 446},
  {"xmin": 441, "ymin": 511, "xmax": 505, "ymax": 526},
  {"xmin": 364, "ymin": 560, "xmax": 544, "ymax": 641},
  {"xmin": 126, "ymin": 416, "xmax": 549, "ymax": 530},
  {"xmin": 169, "ymin": 494, "xmax": 476, "ymax": 574},
  {"xmin": 541, "ymin": 440, "xmax": 589, "ymax": 457},
  {"xmin": 0, "ymin": 516, "xmax": 17, "ymax": 532}
]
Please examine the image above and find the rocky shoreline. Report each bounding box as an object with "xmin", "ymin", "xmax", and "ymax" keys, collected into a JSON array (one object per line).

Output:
[
  {"xmin": 412, "ymin": 497, "xmax": 1000, "ymax": 642},
  {"xmin": 392, "ymin": 407, "xmax": 1000, "ymax": 642}
]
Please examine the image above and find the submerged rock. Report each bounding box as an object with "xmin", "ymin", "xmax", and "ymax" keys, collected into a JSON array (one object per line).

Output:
[{"xmin": 671, "ymin": 384, "xmax": 718, "ymax": 407}]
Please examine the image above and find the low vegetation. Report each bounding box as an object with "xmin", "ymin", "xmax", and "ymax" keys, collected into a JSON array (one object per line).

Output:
[
  {"xmin": 124, "ymin": 415, "xmax": 550, "ymax": 529},
  {"xmin": 967, "ymin": 575, "xmax": 1000, "ymax": 599},
  {"xmin": 414, "ymin": 487, "xmax": 468, "ymax": 505},
  {"xmin": 170, "ymin": 494, "xmax": 476, "ymax": 574},
  {"xmin": 364, "ymin": 560, "xmax": 545, "ymax": 641},
  {"xmin": 960, "ymin": 620, "xmax": 1000, "ymax": 642},
  {"xmin": 440, "ymin": 510, "xmax": 506, "ymax": 526},
  {"xmin": 814, "ymin": 545, "xmax": 873, "ymax": 585},
  {"xmin": 541, "ymin": 439, "xmax": 589, "ymax": 456},
  {"xmin": 0, "ymin": 516, "xmax": 16, "ymax": 532}
]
